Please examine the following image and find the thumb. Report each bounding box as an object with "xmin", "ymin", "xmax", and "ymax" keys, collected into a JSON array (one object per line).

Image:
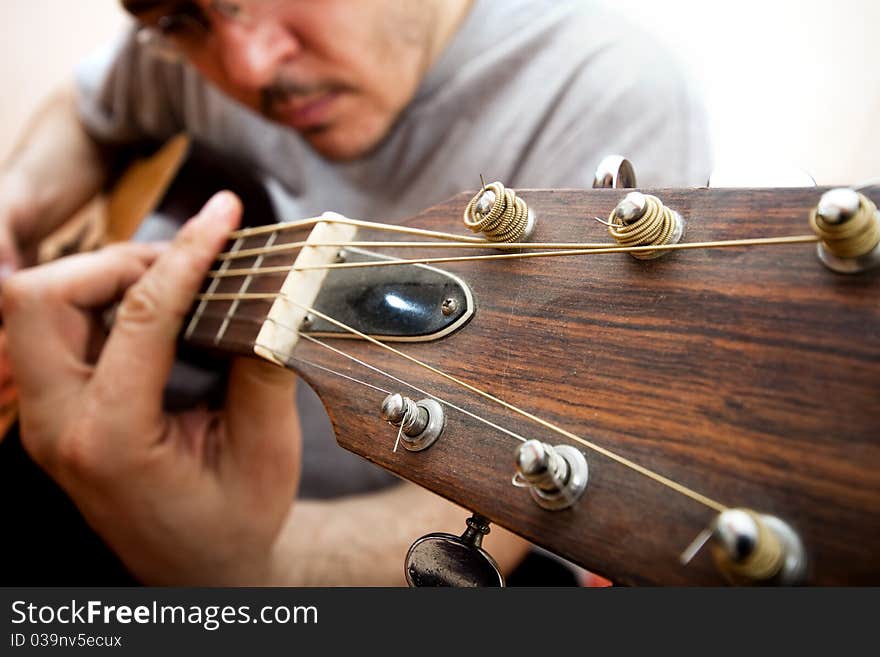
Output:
[
  {"xmin": 92, "ymin": 191, "xmax": 242, "ymax": 432},
  {"xmin": 225, "ymin": 357, "xmax": 301, "ymax": 496}
]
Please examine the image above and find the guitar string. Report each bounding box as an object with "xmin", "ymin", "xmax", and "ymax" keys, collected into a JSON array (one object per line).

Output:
[
  {"xmin": 204, "ymin": 234, "xmax": 820, "ymax": 278},
  {"xmin": 227, "ymin": 215, "xmax": 490, "ymax": 244},
  {"xmin": 186, "ymin": 309, "xmax": 532, "ymax": 445},
  {"xmin": 296, "ymin": 333, "xmax": 530, "ymax": 445},
  {"xmin": 293, "ymin": 300, "xmax": 727, "ymax": 512},
  {"xmin": 217, "ymin": 238, "xmax": 615, "ymax": 262},
  {"xmin": 189, "ymin": 294, "xmax": 727, "ymax": 512}
]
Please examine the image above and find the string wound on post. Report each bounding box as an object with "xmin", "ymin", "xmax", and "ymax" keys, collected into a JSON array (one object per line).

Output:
[
  {"xmin": 606, "ymin": 191, "xmax": 685, "ymax": 259},
  {"xmin": 680, "ymin": 508, "xmax": 807, "ymax": 585},
  {"xmin": 463, "ymin": 180, "xmax": 536, "ymax": 242},
  {"xmin": 810, "ymin": 188, "xmax": 880, "ymax": 273}
]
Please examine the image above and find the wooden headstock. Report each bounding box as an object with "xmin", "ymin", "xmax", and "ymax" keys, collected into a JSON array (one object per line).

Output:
[{"xmin": 275, "ymin": 185, "xmax": 880, "ymax": 585}]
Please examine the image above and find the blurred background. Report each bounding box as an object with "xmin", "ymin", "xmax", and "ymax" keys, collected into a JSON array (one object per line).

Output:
[{"xmin": 0, "ymin": 0, "xmax": 877, "ymax": 184}]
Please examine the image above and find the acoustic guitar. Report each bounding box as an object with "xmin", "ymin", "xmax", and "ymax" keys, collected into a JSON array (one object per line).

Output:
[{"xmin": 5, "ymin": 138, "xmax": 879, "ymax": 585}]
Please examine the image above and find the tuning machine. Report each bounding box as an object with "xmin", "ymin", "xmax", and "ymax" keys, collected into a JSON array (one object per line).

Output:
[
  {"xmin": 593, "ymin": 155, "xmax": 637, "ymax": 189},
  {"xmin": 810, "ymin": 188, "xmax": 880, "ymax": 274},
  {"xmin": 405, "ymin": 514, "xmax": 504, "ymax": 587},
  {"xmin": 381, "ymin": 393, "xmax": 445, "ymax": 452},
  {"xmin": 681, "ymin": 508, "xmax": 807, "ymax": 585},
  {"xmin": 512, "ymin": 440, "xmax": 588, "ymax": 510}
]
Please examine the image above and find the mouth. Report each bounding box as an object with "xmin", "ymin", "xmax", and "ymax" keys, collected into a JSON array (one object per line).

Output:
[{"xmin": 269, "ymin": 89, "xmax": 342, "ymax": 131}]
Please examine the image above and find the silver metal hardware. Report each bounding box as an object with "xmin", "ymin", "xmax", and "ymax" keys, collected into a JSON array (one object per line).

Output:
[
  {"xmin": 441, "ymin": 297, "xmax": 458, "ymax": 316},
  {"xmin": 405, "ymin": 513, "xmax": 504, "ymax": 587},
  {"xmin": 522, "ymin": 207, "xmax": 537, "ymax": 242},
  {"xmin": 380, "ymin": 393, "xmax": 444, "ymax": 452},
  {"xmin": 300, "ymin": 313, "xmax": 315, "ymax": 329},
  {"xmin": 713, "ymin": 510, "xmax": 807, "ymax": 585},
  {"xmin": 681, "ymin": 509, "xmax": 807, "ymax": 585},
  {"xmin": 302, "ymin": 247, "xmax": 475, "ymax": 342},
  {"xmin": 475, "ymin": 189, "xmax": 496, "ymax": 216},
  {"xmin": 513, "ymin": 440, "xmax": 588, "ymax": 510},
  {"xmin": 817, "ymin": 240, "xmax": 880, "ymax": 274},
  {"xmin": 593, "ymin": 155, "xmax": 638, "ymax": 189},
  {"xmin": 335, "ymin": 249, "xmax": 348, "ymax": 263},
  {"xmin": 610, "ymin": 192, "xmax": 686, "ymax": 259},
  {"xmin": 614, "ymin": 191, "xmax": 648, "ymax": 224},
  {"xmin": 816, "ymin": 188, "xmax": 861, "ymax": 225},
  {"xmin": 713, "ymin": 508, "xmax": 760, "ymax": 561},
  {"xmin": 814, "ymin": 188, "xmax": 880, "ymax": 274}
]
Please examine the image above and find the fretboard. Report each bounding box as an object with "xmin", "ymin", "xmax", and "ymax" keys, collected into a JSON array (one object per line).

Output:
[{"xmin": 180, "ymin": 220, "xmax": 317, "ymax": 360}]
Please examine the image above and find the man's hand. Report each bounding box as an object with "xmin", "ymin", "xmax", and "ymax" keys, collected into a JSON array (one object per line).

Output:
[{"xmin": 3, "ymin": 192, "xmax": 301, "ymax": 585}]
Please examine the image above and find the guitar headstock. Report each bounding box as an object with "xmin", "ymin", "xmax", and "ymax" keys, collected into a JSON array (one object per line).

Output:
[{"xmin": 185, "ymin": 172, "xmax": 880, "ymax": 585}]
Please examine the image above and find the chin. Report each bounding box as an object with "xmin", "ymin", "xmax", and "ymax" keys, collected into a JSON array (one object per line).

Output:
[{"xmin": 301, "ymin": 120, "xmax": 391, "ymax": 162}]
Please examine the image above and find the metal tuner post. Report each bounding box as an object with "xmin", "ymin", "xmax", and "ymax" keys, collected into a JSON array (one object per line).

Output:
[{"xmin": 681, "ymin": 508, "xmax": 807, "ymax": 585}]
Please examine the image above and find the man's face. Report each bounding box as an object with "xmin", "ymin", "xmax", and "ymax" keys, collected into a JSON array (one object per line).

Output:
[{"xmin": 128, "ymin": 0, "xmax": 437, "ymax": 160}]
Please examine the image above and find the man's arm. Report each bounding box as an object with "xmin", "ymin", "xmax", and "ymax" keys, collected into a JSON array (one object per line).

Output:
[
  {"xmin": 0, "ymin": 84, "xmax": 113, "ymax": 277},
  {"xmin": 271, "ymin": 481, "xmax": 530, "ymax": 586}
]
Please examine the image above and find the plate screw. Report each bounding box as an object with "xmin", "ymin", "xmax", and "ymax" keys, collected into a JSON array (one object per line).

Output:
[{"xmin": 441, "ymin": 298, "xmax": 458, "ymax": 316}]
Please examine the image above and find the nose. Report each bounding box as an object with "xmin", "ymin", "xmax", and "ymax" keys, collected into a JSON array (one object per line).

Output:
[{"xmin": 214, "ymin": 19, "xmax": 299, "ymax": 91}]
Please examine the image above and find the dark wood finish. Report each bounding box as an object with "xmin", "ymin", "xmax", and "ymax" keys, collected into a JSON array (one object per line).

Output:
[
  {"xmin": 15, "ymin": 139, "xmax": 878, "ymax": 585},
  {"xmin": 283, "ymin": 186, "xmax": 880, "ymax": 585}
]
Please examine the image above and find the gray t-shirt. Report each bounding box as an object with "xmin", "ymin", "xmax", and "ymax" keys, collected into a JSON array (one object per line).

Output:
[{"xmin": 76, "ymin": 0, "xmax": 711, "ymax": 498}]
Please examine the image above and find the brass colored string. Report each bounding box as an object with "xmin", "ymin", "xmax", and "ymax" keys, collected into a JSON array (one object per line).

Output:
[
  {"xmin": 215, "ymin": 238, "xmax": 618, "ymax": 264},
  {"xmin": 287, "ymin": 235, "xmax": 819, "ymax": 273},
  {"xmin": 205, "ymin": 235, "xmax": 820, "ymax": 279},
  {"xmin": 186, "ymin": 297, "xmax": 726, "ymax": 510},
  {"xmin": 463, "ymin": 182, "xmax": 530, "ymax": 242},
  {"xmin": 711, "ymin": 509, "xmax": 785, "ymax": 582},
  {"xmin": 220, "ymin": 239, "xmax": 616, "ymax": 261},
  {"xmin": 809, "ymin": 192, "xmax": 880, "ymax": 258},
  {"xmin": 185, "ymin": 309, "xmax": 534, "ymax": 445},
  {"xmin": 607, "ymin": 194, "xmax": 676, "ymax": 257},
  {"xmin": 194, "ymin": 292, "xmax": 278, "ymax": 302},
  {"xmin": 227, "ymin": 215, "xmax": 490, "ymax": 244},
  {"xmin": 283, "ymin": 298, "xmax": 728, "ymax": 513}
]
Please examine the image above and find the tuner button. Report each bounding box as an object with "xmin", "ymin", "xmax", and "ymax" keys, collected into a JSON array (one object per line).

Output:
[
  {"xmin": 614, "ymin": 191, "xmax": 648, "ymax": 224},
  {"xmin": 706, "ymin": 510, "xmax": 807, "ymax": 585},
  {"xmin": 405, "ymin": 514, "xmax": 504, "ymax": 587},
  {"xmin": 593, "ymin": 154, "xmax": 638, "ymax": 189},
  {"xmin": 475, "ymin": 189, "xmax": 496, "ymax": 216},
  {"xmin": 381, "ymin": 393, "xmax": 407, "ymax": 424},
  {"xmin": 516, "ymin": 439, "xmax": 550, "ymax": 476},
  {"xmin": 513, "ymin": 442, "xmax": 588, "ymax": 511},
  {"xmin": 816, "ymin": 188, "xmax": 861, "ymax": 225},
  {"xmin": 712, "ymin": 509, "xmax": 759, "ymax": 562}
]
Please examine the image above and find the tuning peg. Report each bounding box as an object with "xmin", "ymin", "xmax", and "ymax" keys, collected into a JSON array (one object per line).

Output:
[
  {"xmin": 381, "ymin": 393, "xmax": 445, "ymax": 452},
  {"xmin": 593, "ymin": 155, "xmax": 637, "ymax": 189},
  {"xmin": 512, "ymin": 440, "xmax": 588, "ymax": 510},
  {"xmin": 810, "ymin": 188, "xmax": 880, "ymax": 274},
  {"xmin": 464, "ymin": 180, "xmax": 536, "ymax": 242},
  {"xmin": 604, "ymin": 192, "xmax": 685, "ymax": 260},
  {"xmin": 405, "ymin": 514, "xmax": 504, "ymax": 587},
  {"xmin": 680, "ymin": 508, "xmax": 807, "ymax": 585}
]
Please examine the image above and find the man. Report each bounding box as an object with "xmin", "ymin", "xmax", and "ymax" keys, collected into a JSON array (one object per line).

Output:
[{"xmin": 0, "ymin": 0, "xmax": 710, "ymax": 584}]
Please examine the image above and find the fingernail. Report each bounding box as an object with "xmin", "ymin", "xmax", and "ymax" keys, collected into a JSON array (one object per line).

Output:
[
  {"xmin": 0, "ymin": 264, "xmax": 14, "ymax": 283},
  {"xmin": 194, "ymin": 192, "xmax": 241, "ymax": 232}
]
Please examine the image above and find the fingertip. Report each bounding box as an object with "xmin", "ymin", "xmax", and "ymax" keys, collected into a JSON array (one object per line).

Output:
[{"xmin": 196, "ymin": 191, "xmax": 243, "ymax": 233}]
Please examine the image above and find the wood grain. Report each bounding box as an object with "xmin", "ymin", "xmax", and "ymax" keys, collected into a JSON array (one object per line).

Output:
[{"xmin": 277, "ymin": 186, "xmax": 880, "ymax": 585}]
